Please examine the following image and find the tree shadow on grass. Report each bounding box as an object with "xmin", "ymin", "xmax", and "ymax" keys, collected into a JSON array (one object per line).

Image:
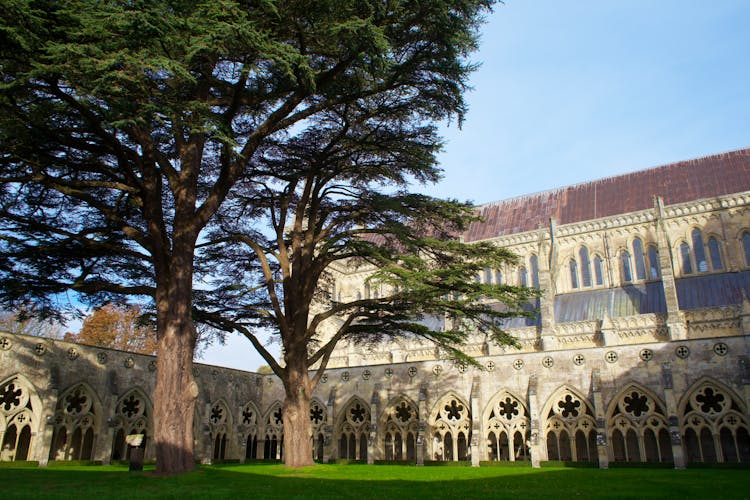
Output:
[{"xmin": 1, "ymin": 464, "xmax": 749, "ymax": 500}]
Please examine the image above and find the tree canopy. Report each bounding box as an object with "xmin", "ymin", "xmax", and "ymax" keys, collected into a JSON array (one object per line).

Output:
[
  {"xmin": 64, "ymin": 303, "xmax": 159, "ymax": 355},
  {"xmin": 0, "ymin": 0, "xmax": 499, "ymax": 472}
]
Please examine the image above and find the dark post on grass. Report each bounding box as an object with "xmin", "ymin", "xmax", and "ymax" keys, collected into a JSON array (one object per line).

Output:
[{"xmin": 125, "ymin": 434, "xmax": 145, "ymax": 471}]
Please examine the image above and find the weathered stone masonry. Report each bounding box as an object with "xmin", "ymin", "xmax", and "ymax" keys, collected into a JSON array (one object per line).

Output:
[{"xmin": 1, "ymin": 149, "xmax": 750, "ymax": 467}]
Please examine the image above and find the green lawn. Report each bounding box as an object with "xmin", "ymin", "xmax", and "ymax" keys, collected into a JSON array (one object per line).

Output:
[{"xmin": 1, "ymin": 463, "xmax": 748, "ymax": 499}]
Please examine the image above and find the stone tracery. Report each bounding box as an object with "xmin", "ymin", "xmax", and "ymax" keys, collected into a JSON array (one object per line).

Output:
[
  {"xmin": 430, "ymin": 393, "xmax": 471, "ymax": 461},
  {"xmin": 543, "ymin": 387, "xmax": 597, "ymax": 463},
  {"xmin": 485, "ymin": 391, "xmax": 530, "ymax": 462}
]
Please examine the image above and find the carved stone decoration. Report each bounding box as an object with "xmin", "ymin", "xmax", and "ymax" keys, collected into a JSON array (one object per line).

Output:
[
  {"xmin": 34, "ymin": 343, "xmax": 46, "ymax": 356},
  {"xmin": 596, "ymin": 432, "xmax": 607, "ymax": 446},
  {"xmin": 542, "ymin": 356, "xmax": 554, "ymax": 368},
  {"xmin": 712, "ymin": 342, "xmax": 728, "ymax": 356},
  {"xmin": 193, "ymin": 367, "xmax": 200, "ymax": 377},
  {"xmin": 384, "ymin": 368, "xmax": 393, "ymax": 378},
  {"xmin": 341, "ymin": 371, "xmax": 350, "ymax": 382},
  {"xmin": 124, "ymin": 357, "xmax": 135, "ymax": 369},
  {"xmin": 604, "ymin": 351, "xmax": 618, "ymax": 364},
  {"xmin": 408, "ymin": 366, "xmax": 418, "ymax": 378},
  {"xmin": 0, "ymin": 337, "xmax": 11, "ymax": 351},
  {"xmin": 675, "ymin": 345, "xmax": 690, "ymax": 359},
  {"xmin": 639, "ymin": 349, "xmax": 653, "ymax": 362},
  {"xmin": 96, "ymin": 352, "xmax": 108, "ymax": 364},
  {"xmin": 512, "ymin": 359, "xmax": 524, "ymax": 370},
  {"xmin": 362, "ymin": 369, "xmax": 371, "ymax": 380},
  {"xmin": 670, "ymin": 430, "xmax": 681, "ymax": 444},
  {"xmin": 67, "ymin": 348, "xmax": 79, "ymax": 361},
  {"xmin": 573, "ymin": 354, "xmax": 585, "ymax": 366},
  {"xmin": 432, "ymin": 365, "xmax": 443, "ymax": 376},
  {"xmin": 148, "ymin": 360, "xmax": 157, "ymax": 372},
  {"xmin": 320, "ymin": 374, "xmax": 328, "ymax": 384},
  {"xmin": 456, "ymin": 362, "xmax": 468, "ymax": 374},
  {"xmin": 485, "ymin": 360, "xmax": 495, "ymax": 371}
]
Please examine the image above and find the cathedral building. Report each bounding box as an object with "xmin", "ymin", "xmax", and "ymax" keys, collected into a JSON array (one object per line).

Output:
[{"xmin": 2, "ymin": 148, "xmax": 749, "ymax": 467}]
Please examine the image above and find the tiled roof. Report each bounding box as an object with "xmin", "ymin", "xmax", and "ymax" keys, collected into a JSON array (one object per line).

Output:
[{"xmin": 464, "ymin": 148, "xmax": 750, "ymax": 242}]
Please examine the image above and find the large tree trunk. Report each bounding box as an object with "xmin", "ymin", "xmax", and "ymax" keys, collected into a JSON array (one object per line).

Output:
[
  {"xmin": 153, "ymin": 316, "xmax": 198, "ymax": 474},
  {"xmin": 152, "ymin": 244, "xmax": 199, "ymax": 475},
  {"xmin": 282, "ymin": 358, "xmax": 314, "ymax": 468}
]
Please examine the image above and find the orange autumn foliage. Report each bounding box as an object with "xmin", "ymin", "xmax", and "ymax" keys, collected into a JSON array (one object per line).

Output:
[{"xmin": 65, "ymin": 304, "xmax": 158, "ymax": 355}]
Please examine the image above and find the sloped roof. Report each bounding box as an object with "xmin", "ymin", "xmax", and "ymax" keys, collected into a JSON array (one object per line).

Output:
[{"xmin": 465, "ymin": 148, "xmax": 750, "ymax": 242}]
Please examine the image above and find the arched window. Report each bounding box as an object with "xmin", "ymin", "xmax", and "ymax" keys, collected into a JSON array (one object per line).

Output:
[
  {"xmin": 519, "ymin": 267, "xmax": 528, "ymax": 287},
  {"xmin": 579, "ymin": 248, "xmax": 592, "ymax": 287},
  {"xmin": 484, "ymin": 267, "xmax": 493, "ymax": 284},
  {"xmin": 707, "ymin": 237, "xmax": 722, "ymax": 271},
  {"xmin": 692, "ymin": 229, "xmax": 707, "ymax": 272},
  {"xmin": 647, "ymin": 246, "xmax": 660, "ymax": 279},
  {"xmin": 632, "ymin": 238, "xmax": 646, "ymax": 280},
  {"xmin": 743, "ymin": 232, "xmax": 750, "ymax": 266},
  {"xmin": 680, "ymin": 242, "xmax": 693, "ymax": 274},
  {"xmin": 620, "ymin": 251, "xmax": 632, "ymax": 283},
  {"xmin": 569, "ymin": 260, "xmax": 579, "ymax": 289},
  {"xmin": 529, "ymin": 255, "xmax": 540, "ymax": 288},
  {"xmin": 593, "ymin": 255, "xmax": 604, "ymax": 286}
]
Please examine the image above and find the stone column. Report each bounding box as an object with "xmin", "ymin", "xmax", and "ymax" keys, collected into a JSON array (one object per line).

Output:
[
  {"xmin": 367, "ymin": 388, "xmax": 379, "ymax": 464},
  {"xmin": 97, "ymin": 393, "xmax": 118, "ymax": 464},
  {"xmin": 661, "ymin": 363, "xmax": 686, "ymax": 469},
  {"xmin": 417, "ymin": 384, "xmax": 427, "ymax": 465},
  {"xmin": 654, "ymin": 197, "xmax": 687, "ymax": 341},
  {"xmin": 36, "ymin": 370, "xmax": 60, "ymax": 466},
  {"xmin": 539, "ymin": 222, "xmax": 558, "ymax": 351},
  {"xmin": 591, "ymin": 369, "xmax": 609, "ymax": 469},
  {"xmin": 527, "ymin": 374, "xmax": 541, "ymax": 468},
  {"xmin": 470, "ymin": 377, "xmax": 481, "ymax": 466}
]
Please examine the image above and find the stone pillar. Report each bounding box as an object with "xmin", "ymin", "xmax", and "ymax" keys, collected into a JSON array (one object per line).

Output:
[
  {"xmin": 661, "ymin": 363, "xmax": 686, "ymax": 469},
  {"xmin": 200, "ymin": 402, "xmax": 212, "ymax": 464},
  {"xmin": 417, "ymin": 384, "xmax": 427, "ymax": 465},
  {"xmin": 324, "ymin": 387, "xmax": 336, "ymax": 462},
  {"xmin": 470, "ymin": 377, "xmax": 481, "ymax": 466},
  {"xmin": 368, "ymin": 388, "xmax": 379, "ymax": 464},
  {"xmin": 97, "ymin": 393, "xmax": 119, "ymax": 464},
  {"xmin": 527, "ymin": 374, "xmax": 541, "ymax": 468},
  {"xmin": 591, "ymin": 369, "xmax": 609, "ymax": 469},
  {"xmin": 36, "ymin": 371, "xmax": 60, "ymax": 466},
  {"xmin": 600, "ymin": 312, "xmax": 618, "ymax": 346},
  {"xmin": 654, "ymin": 197, "xmax": 687, "ymax": 341},
  {"xmin": 539, "ymin": 221, "xmax": 558, "ymax": 351}
]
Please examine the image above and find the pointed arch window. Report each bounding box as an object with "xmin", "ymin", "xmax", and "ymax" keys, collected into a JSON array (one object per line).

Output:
[
  {"xmin": 692, "ymin": 229, "xmax": 707, "ymax": 272},
  {"xmin": 744, "ymin": 232, "xmax": 750, "ymax": 266},
  {"xmin": 707, "ymin": 237, "xmax": 722, "ymax": 271},
  {"xmin": 680, "ymin": 243, "xmax": 693, "ymax": 274},
  {"xmin": 484, "ymin": 267, "xmax": 493, "ymax": 284},
  {"xmin": 495, "ymin": 269, "xmax": 504, "ymax": 284},
  {"xmin": 632, "ymin": 238, "xmax": 646, "ymax": 280},
  {"xmin": 620, "ymin": 251, "xmax": 632, "ymax": 283},
  {"xmin": 519, "ymin": 267, "xmax": 528, "ymax": 287},
  {"xmin": 593, "ymin": 255, "xmax": 604, "ymax": 286},
  {"xmin": 569, "ymin": 260, "xmax": 579, "ymax": 289},
  {"xmin": 579, "ymin": 247, "xmax": 591, "ymax": 287},
  {"xmin": 529, "ymin": 255, "xmax": 540, "ymax": 288},
  {"xmin": 647, "ymin": 246, "xmax": 660, "ymax": 279}
]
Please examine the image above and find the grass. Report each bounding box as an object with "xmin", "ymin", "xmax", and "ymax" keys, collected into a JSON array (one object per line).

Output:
[{"xmin": 1, "ymin": 462, "xmax": 748, "ymax": 499}]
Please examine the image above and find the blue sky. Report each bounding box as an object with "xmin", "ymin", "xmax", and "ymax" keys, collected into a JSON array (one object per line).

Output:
[{"xmin": 201, "ymin": 0, "xmax": 750, "ymax": 371}]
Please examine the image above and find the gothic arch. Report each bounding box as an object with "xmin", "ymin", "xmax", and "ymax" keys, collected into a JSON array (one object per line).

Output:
[
  {"xmin": 49, "ymin": 382, "xmax": 102, "ymax": 461},
  {"xmin": 482, "ymin": 390, "xmax": 530, "ymax": 462},
  {"xmin": 0, "ymin": 374, "xmax": 43, "ymax": 462},
  {"xmin": 606, "ymin": 383, "xmax": 672, "ymax": 463},
  {"xmin": 379, "ymin": 395, "xmax": 419, "ymax": 462},
  {"xmin": 110, "ymin": 388, "xmax": 153, "ymax": 462},
  {"xmin": 208, "ymin": 398, "xmax": 233, "ymax": 461},
  {"xmin": 428, "ymin": 392, "xmax": 471, "ymax": 462},
  {"xmin": 310, "ymin": 397, "xmax": 327, "ymax": 462},
  {"xmin": 335, "ymin": 396, "xmax": 370, "ymax": 461},
  {"xmin": 261, "ymin": 401, "xmax": 284, "ymax": 460},
  {"xmin": 678, "ymin": 377, "xmax": 750, "ymax": 463},
  {"xmin": 239, "ymin": 401, "xmax": 260, "ymax": 460},
  {"xmin": 540, "ymin": 385, "xmax": 597, "ymax": 463}
]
